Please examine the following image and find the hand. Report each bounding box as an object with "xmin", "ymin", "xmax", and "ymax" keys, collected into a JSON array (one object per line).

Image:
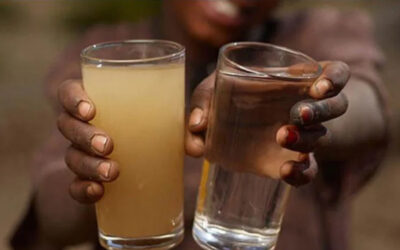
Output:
[
  {"xmin": 186, "ymin": 61, "xmax": 350, "ymax": 186},
  {"xmin": 57, "ymin": 79, "xmax": 119, "ymax": 203}
]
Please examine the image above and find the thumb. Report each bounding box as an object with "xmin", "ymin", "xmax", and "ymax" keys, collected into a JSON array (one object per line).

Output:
[{"xmin": 188, "ymin": 73, "xmax": 215, "ymax": 132}]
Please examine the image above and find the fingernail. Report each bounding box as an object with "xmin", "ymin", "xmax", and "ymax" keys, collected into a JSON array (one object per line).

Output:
[
  {"xmin": 300, "ymin": 106, "xmax": 313, "ymax": 124},
  {"xmin": 286, "ymin": 128, "xmax": 299, "ymax": 146},
  {"xmin": 189, "ymin": 108, "xmax": 203, "ymax": 128},
  {"xmin": 87, "ymin": 185, "xmax": 97, "ymax": 197},
  {"xmin": 98, "ymin": 162, "xmax": 111, "ymax": 179},
  {"xmin": 91, "ymin": 135, "xmax": 107, "ymax": 153},
  {"xmin": 78, "ymin": 101, "xmax": 91, "ymax": 118},
  {"xmin": 315, "ymin": 79, "xmax": 333, "ymax": 95}
]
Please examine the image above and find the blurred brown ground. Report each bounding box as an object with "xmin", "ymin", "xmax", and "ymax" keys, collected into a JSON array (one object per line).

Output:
[{"xmin": 0, "ymin": 1, "xmax": 399, "ymax": 250}]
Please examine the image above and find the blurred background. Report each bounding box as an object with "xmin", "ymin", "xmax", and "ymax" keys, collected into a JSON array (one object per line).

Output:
[{"xmin": 0, "ymin": 0, "xmax": 398, "ymax": 249}]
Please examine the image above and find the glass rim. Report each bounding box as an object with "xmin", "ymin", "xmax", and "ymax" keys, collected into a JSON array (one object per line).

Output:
[
  {"xmin": 81, "ymin": 39, "xmax": 185, "ymax": 65},
  {"xmin": 220, "ymin": 41, "xmax": 322, "ymax": 80}
]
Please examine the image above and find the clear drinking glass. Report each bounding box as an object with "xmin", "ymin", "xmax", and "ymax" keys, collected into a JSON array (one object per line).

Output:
[
  {"xmin": 192, "ymin": 42, "xmax": 321, "ymax": 250},
  {"xmin": 81, "ymin": 40, "xmax": 185, "ymax": 249}
]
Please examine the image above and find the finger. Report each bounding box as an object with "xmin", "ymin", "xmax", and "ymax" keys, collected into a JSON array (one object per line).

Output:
[
  {"xmin": 58, "ymin": 79, "xmax": 96, "ymax": 121},
  {"xmin": 69, "ymin": 179, "xmax": 104, "ymax": 204},
  {"xmin": 186, "ymin": 73, "xmax": 215, "ymax": 157},
  {"xmin": 276, "ymin": 125, "xmax": 327, "ymax": 153},
  {"xmin": 309, "ymin": 61, "xmax": 350, "ymax": 99},
  {"xmin": 280, "ymin": 153, "xmax": 318, "ymax": 187},
  {"xmin": 185, "ymin": 128, "xmax": 205, "ymax": 157},
  {"xmin": 290, "ymin": 93, "xmax": 348, "ymax": 126},
  {"xmin": 188, "ymin": 73, "xmax": 215, "ymax": 132},
  {"xmin": 57, "ymin": 112, "xmax": 113, "ymax": 156},
  {"xmin": 65, "ymin": 146, "xmax": 119, "ymax": 182},
  {"xmin": 287, "ymin": 62, "xmax": 321, "ymax": 77}
]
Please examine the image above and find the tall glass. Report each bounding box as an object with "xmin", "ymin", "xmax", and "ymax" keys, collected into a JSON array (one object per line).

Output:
[
  {"xmin": 81, "ymin": 40, "xmax": 185, "ymax": 249},
  {"xmin": 192, "ymin": 42, "xmax": 321, "ymax": 250}
]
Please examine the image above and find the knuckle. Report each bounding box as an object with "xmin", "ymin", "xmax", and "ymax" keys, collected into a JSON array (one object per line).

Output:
[
  {"xmin": 313, "ymin": 99, "xmax": 330, "ymax": 118},
  {"xmin": 338, "ymin": 93, "xmax": 349, "ymax": 111},
  {"xmin": 68, "ymin": 182, "xmax": 79, "ymax": 200},
  {"xmin": 330, "ymin": 93, "xmax": 349, "ymax": 115},
  {"xmin": 58, "ymin": 80, "xmax": 74, "ymax": 99},
  {"xmin": 69, "ymin": 122, "xmax": 82, "ymax": 144},
  {"xmin": 332, "ymin": 61, "xmax": 349, "ymax": 71},
  {"xmin": 60, "ymin": 79, "xmax": 81, "ymax": 89},
  {"xmin": 64, "ymin": 146, "xmax": 75, "ymax": 169},
  {"xmin": 56, "ymin": 113, "xmax": 68, "ymax": 133},
  {"xmin": 339, "ymin": 92, "xmax": 349, "ymax": 105},
  {"xmin": 326, "ymin": 62, "xmax": 350, "ymax": 87},
  {"xmin": 58, "ymin": 79, "xmax": 84, "ymax": 108},
  {"xmin": 328, "ymin": 66, "xmax": 343, "ymax": 81},
  {"xmin": 80, "ymin": 156, "xmax": 91, "ymax": 177},
  {"xmin": 56, "ymin": 115, "xmax": 63, "ymax": 132},
  {"xmin": 57, "ymin": 80, "xmax": 69, "ymax": 100},
  {"xmin": 200, "ymin": 73, "xmax": 216, "ymax": 87},
  {"xmin": 81, "ymin": 156, "xmax": 99, "ymax": 179},
  {"xmin": 194, "ymin": 87, "xmax": 212, "ymax": 99},
  {"xmin": 191, "ymin": 88, "xmax": 212, "ymax": 110},
  {"xmin": 69, "ymin": 122, "xmax": 93, "ymax": 149},
  {"xmin": 61, "ymin": 79, "xmax": 76, "ymax": 86}
]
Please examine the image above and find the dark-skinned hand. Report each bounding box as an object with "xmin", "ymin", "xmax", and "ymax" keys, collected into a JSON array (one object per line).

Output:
[{"xmin": 57, "ymin": 61, "xmax": 349, "ymax": 203}]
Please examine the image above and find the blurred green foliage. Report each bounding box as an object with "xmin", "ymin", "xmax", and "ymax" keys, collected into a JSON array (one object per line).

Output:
[{"xmin": 63, "ymin": 0, "xmax": 161, "ymax": 32}]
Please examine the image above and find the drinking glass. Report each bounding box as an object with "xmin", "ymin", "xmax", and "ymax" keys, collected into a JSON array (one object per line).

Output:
[
  {"xmin": 192, "ymin": 42, "xmax": 321, "ymax": 250},
  {"xmin": 81, "ymin": 40, "xmax": 185, "ymax": 249}
]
